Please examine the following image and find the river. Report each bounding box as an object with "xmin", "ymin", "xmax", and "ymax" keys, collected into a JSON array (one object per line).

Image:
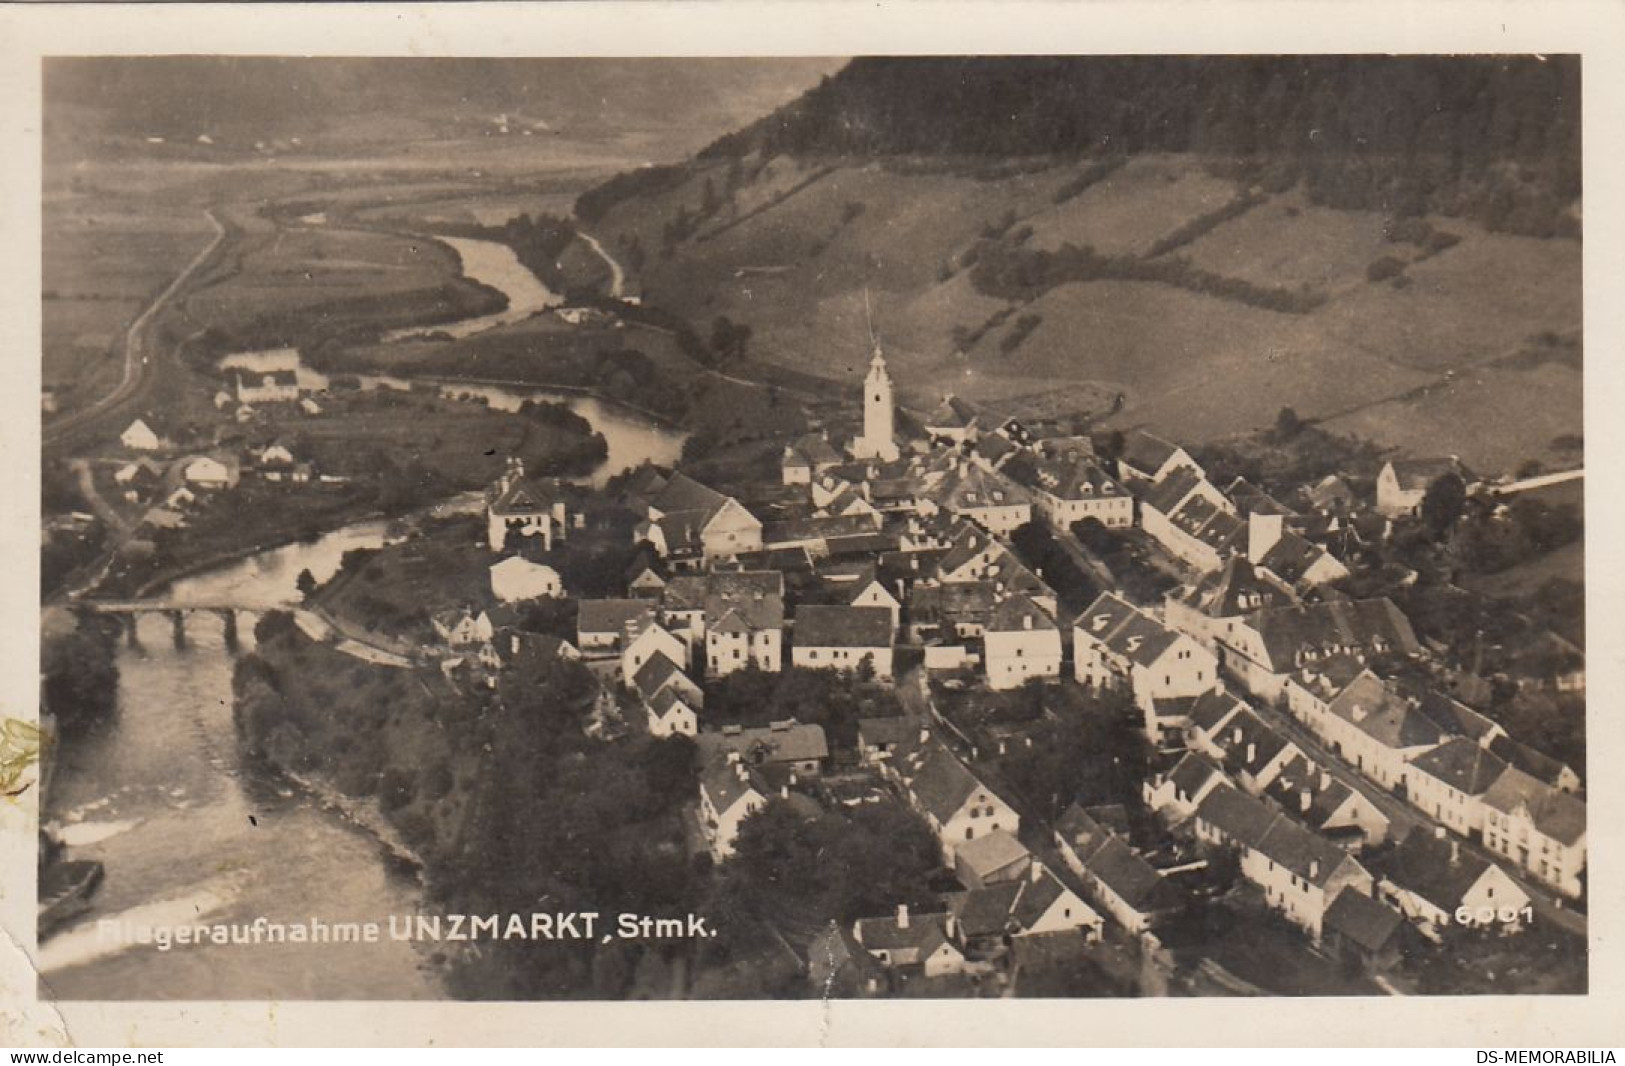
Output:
[
  {"xmin": 41, "ymin": 235, "xmax": 686, "ymax": 998},
  {"xmin": 383, "ymin": 235, "xmax": 563, "ymax": 342}
]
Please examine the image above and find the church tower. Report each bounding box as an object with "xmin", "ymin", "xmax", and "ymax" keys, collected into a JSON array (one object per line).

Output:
[{"xmin": 852, "ymin": 342, "xmax": 899, "ymax": 462}]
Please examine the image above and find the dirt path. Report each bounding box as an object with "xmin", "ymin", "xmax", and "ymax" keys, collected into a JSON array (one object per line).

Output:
[
  {"xmin": 574, "ymin": 229, "xmax": 625, "ymax": 299},
  {"xmin": 44, "ymin": 209, "xmax": 228, "ymax": 452}
]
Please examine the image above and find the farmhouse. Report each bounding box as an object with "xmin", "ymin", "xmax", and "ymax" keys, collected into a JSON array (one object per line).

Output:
[
  {"xmin": 640, "ymin": 472, "xmax": 763, "ymax": 567},
  {"xmin": 698, "ymin": 720, "xmax": 830, "ymax": 778},
  {"xmin": 1376, "ymin": 830, "xmax": 1530, "ymax": 938},
  {"xmin": 1375, "ymin": 456, "xmax": 1477, "ymax": 517},
  {"xmin": 698, "ymin": 755, "xmax": 768, "ymax": 860},
  {"xmin": 889, "ymin": 740, "xmax": 1020, "ymax": 863},
  {"xmin": 852, "ymin": 907, "xmax": 965, "ymax": 977},
  {"xmin": 792, "ymin": 604, "xmax": 894, "ymax": 679},
  {"xmin": 702, "ymin": 570, "xmax": 785, "ymax": 676},
  {"xmin": 1053, "ymin": 803, "xmax": 1176, "ymax": 934},
  {"xmin": 234, "ymin": 369, "xmax": 301, "ymax": 405}
]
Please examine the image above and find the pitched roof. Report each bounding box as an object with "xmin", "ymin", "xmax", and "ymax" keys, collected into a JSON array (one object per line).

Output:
[
  {"xmin": 1073, "ymin": 592, "xmax": 1180, "ymax": 667},
  {"xmin": 489, "ymin": 555, "xmax": 560, "ymax": 580},
  {"xmin": 943, "ymin": 882, "xmax": 1024, "ymax": 937},
  {"xmin": 1323, "ymin": 887, "xmax": 1404, "ymax": 953},
  {"xmin": 1487, "ymin": 736, "xmax": 1577, "ymax": 790},
  {"xmin": 785, "ymin": 432, "xmax": 843, "ymax": 467},
  {"xmin": 1142, "ymin": 467, "xmax": 1203, "ymax": 515},
  {"xmin": 1084, "ymin": 836, "xmax": 1172, "ymax": 910},
  {"xmin": 925, "ymin": 395, "xmax": 980, "ymax": 430},
  {"xmin": 1389, "ymin": 457, "xmax": 1475, "ymax": 491},
  {"xmin": 1417, "ymin": 691, "xmax": 1503, "ymax": 745},
  {"xmin": 1258, "ymin": 530, "xmax": 1336, "ymax": 586},
  {"xmin": 577, "ymin": 598, "xmax": 654, "ymax": 636},
  {"xmin": 1408, "ymin": 737, "xmax": 1509, "ymax": 796},
  {"xmin": 661, "ymin": 574, "xmax": 710, "ymax": 611},
  {"xmin": 698, "ymin": 721, "xmax": 830, "ymax": 767},
  {"xmin": 700, "ymin": 755, "xmax": 766, "ymax": 816},
  {"xmin": 987, "ymin": 593, "xmax": 1058, "ymax": 633},
  {"xmin": 1119, "ymin": 429, "xmax": 1182, "ymax": 475},
  {"xmin": 1254, "ymin": 813, "xmax": 1360, "ymax": 889},
  {"xmin": 858, "ymin": 716, "xmax": 916, "ymax": 749},
  {"xmin": 1481, "ymin": 766, "xmax": 1586, "ymax": 845},
  {"xmin": 1004, "ymin": 452, "xmax": 1127, "ymax": 503},
  {"xmin": 928, "ymin": 462, "xmax": 1031, "ymax": 513},
  {"xmin": 794, "ymin": 604, "xmax": 893, "ymax": 649},
  {"xmin": 1226, "ymin": 477, "xmax": 1298, "ymax": 518},
  {"xmin": 1326, "ymin": 674, "xmax": 1446, "ymax": 751},
  {"xmin": 1244, "ymin": 598, "xmax": 1420, "ymax": 673},
  {"xmin": 1176, "ymin": 555, "xmax": 1296, "ymax": 619},
  {"xmin": 649, "ymin": 471, "xmax": 728, "ymax": 515},
  {"xmin": 1195, "ymin": 785, "xmax": 1277, "ymax": 847},
  {"xmin": 954, "ymin": 829, "xmax": 1031, "ymax": 878},
  {"xmin": 762, "ymin": 513, "xmax": 882, "ymax": 545},
  {"xmin": 1166, "ymin": 752, "xmax": 1225, "ymax": 805},
  {"xmin": 632, "ymin": 651, "xmax": 690, "ymax": 700},
  {"xmin": 1379, "ymin": 830, "xmax": 1502, "ymax": 907},
  {"xmin": 704, "ymin": 570, "xmax": 785, "ymax": 632},
  {"xmin": 853, "ymin": 911, "xmax": 951, "ymax": 955},
  {"xmin": 900, "ymin": 744, "xmax": 1003, "ymax": 824},
  {"xmin": 648, "ymin": 686, "xmax": 696, "ymax": 719},
  {"xmin": 488, "ymin": 477, "xmax": 560, "ymax": 517},
  {"xmin": 1189, "ymin": 690, "xmax": 1246, "ymax": 735}
]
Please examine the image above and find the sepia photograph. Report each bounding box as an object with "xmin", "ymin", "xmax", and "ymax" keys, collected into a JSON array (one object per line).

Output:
[{"xmin": 11, "ymin": 2, "xmax": 1618, "ymax": 1042}]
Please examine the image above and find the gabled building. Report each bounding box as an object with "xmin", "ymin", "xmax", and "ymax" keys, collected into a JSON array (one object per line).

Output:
[
  {"xmin": 1218, "ymin": 598, "xmax": 1419, "ymax": 702},
  {"xmin": 792, "ymin": 604, "xmax": 894, "ymax": 679},
  {"xmin": 1143, "ymin": 751, "xmax": 1227, "ymax": 824},
  {"xmin": 1072, "ymin": 592, "xmax": 1220, "ymax": 744},
  {"xmin": 1320, "ymin": 671, "xmax": 1446, "ymax": 792},
  {"xmin": 698, "ymin": 755, "xmax": 769, "ymax": 859},
  {"xmin": 781, "ymin": 431, "xmax": 844, "ymax": 485},
  {"xmin": 1376, "ymin": 829, "xmax": 1530, "ymax": 937},
  {"xmin": 1264, "ymin": 756, "xmax": 1390, "ymax": 849},
  {"xmin": 889, "ymin": 740, "xmax": 1020, "ymax": 862},
  {"xmin": 1404, "ymin": 737, "xmax": 1509, "ymax": 839},
  {"xmin": 234, "ymin": 369, "xmax": 301, "ymax": 405},
  {"xmin": 1164, "ymin": 555, "xmax": 1297, "ymax": 651},
  {"xmin": 944, "ymin": 862, "xmax": 1104, "ymax": 950},
  {"xmin": 698, "ymin": 720, "xmax": 830, "ymax": 778},
  {"xmin": 1188, "ymin": 700, "xmax": 1302, "ymax": 796},
  {"xmin": 576, "ymin": 598, "xmax": 655, "ymax": 652},
  {"xmin": 984, "ymin": 593, "xmax": 1063, "ymax": 691},
  {"xmin": 632, "ymin": 650, "xmax": 704, "ymax": 710},
  {"xmin": 1376, "ymin": 457, "xmax": 1477, "ymax": 517},
  {"xmin": 953, "ymin": 828, "xmax": 1032, "ymax": 889},
  {"xmin": 702, "ymin": 570, "xmax": 785, "ymax": 677},
  {"xmin": 1004, "ymin": 451, "xmax": 1133, "ymax": 530},
  {"xmin": 120, "ymin": 418, "xmax": 163, "ymax": 452},
  {"xmin": 922, "ymin": 460, "xmax": 1032, "ymax": 535},
  {"xmin": 1481, "ymin": 766, "xmax": 1586, "ymax": 899},
  {"xmin": 1322, "ymin": 887, "xmax": 1407, "ymax": 972},
  {"xmin": 1193, "ymin": 785, "xmax": 1373, "ymax": 941},
  {"xmin": 645, "ymin": 686, "xmax": 700, "ymax": 739},
  {"xmin": 852, "ymin": 906, "xmax": 965, "ymax": 977},
  {"xmin": 621, "ymin": 619, "xmax": 688, "ymax": 685},
  {"xmin": 1116, "ymin": 429, "xmax": 1201, "ymax": 487},
  {"xmin": 640, "ymin": 471, "xmax": 762, "ymax": 567},
  {"xmin": 486, "ymin": 458, "xmax": 567, "ymax": 552},
  {"xmin": 1053, "ymin": 803, "xmax": 1177, "ymax": 934}
]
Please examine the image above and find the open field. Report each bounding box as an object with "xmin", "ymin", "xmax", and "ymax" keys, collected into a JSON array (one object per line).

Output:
[
  {"xmin": 1027, "ymin": 155, "xmax": 1237, "ymax": 256},
  {"xmin": 42, "ymin": 198, "xmax": 219, "ymax": 413},
  {"xmin": 592, "ymin": 152, "xmax": 1579, "ymax": 472}
]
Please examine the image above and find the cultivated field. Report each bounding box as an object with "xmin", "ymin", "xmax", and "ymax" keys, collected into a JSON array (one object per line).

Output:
[{"xmin": 1027, "ymin": 155, "xmax": 1237, "ymax": 256}]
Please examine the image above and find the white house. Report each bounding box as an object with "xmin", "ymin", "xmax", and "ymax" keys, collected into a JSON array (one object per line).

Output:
[
  {"xmin": 645, "ymin": 687, "xmax": 700, "ymax": 739},
  {"xmin": 698, "ymin": 755, "xmax": 768, "ymax": 860},
  {"xmin": 1053, "ymin": 803, "xmax": 1175, "ymax": 934},
  {"xmin": 1376, "ymin": 457, "xmax": 1476, "ymax": 517},
  {"xmin": 1377, "ymin": 829, "xmax": 1531, "ymax": 938},
  {"xmin": 576, "ymin": 599, "xmax": 654, "ymax": 652},
  {"xmin": 1006, "ymin": 452, "xmax": 1133, "ymax": 530},
  {"xmin": 1072, "ymin": 592, "xmax": 1220, "ymax": 744},
  {"xmin": 120, "ymin": 419, "xmax": 162, "ymax": 452},
  {"xmin": 489, "ymin": 556, "xmax": 564, "ymax": 602},
  {"xmin": 1319, "ymin": 672, "xmax": 1445, "ymax": 793},
  {"xmin": 1403, "ymin": 737, "xmax": 1508, "ymax": 839},
  {"xmin": 1480, "ymin": 766, "xmax": 1586, "ymax": 899},
  {"xmin": 702, "ymin": 570, "xmax": 785, "ymax": 677},
  {"xmin": 1217, "ymin": 598, "xmax": 1420, "ymax": 703},
  {"xmin": 486, "ymin": 459, "xmax": 566, "ymax": 553},
  {"xmin": 852, "ymin": 907, "xmax": 966, "ymax": 977},
  {"xmin": 888, "ymin": 740, "xmax": 1020, "ymax": 863},
  {"xmin": 622, "ymin": 620, "xmax": 688, "ymax": 687},
  {"xmin": 983, "ymin": 593, "xmax": 1062, "ymax": 691},
  {"xmin": 642, "ymin": 472, "xmax": 763, "ymax": 567},
  {"xmin": 183, "ymin": 455, "xmax": 238, "ymax": 490},
  {"xmin": 792, "ymin": 605, "xmax": 894, "ymax": 680},
  {"xmin": 234, "ymin": 369, "xmax": 301, "ymax": 405}
]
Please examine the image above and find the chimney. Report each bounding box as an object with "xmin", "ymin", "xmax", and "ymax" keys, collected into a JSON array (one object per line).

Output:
[
  {"xmin": 1450, "ymin": 840, "xmax": 1460, "ymax": 865},
  {"xmin": 1300, "ymin": 790, "xmax": 1312, "ymax": 813},
  {"xmin": 1319, "ymin": 770, "xmax": 1331, "ymax": 791},
  {"xmin": 1023, "ymin": 615, "xmax": 1033, "ymax": 631},
  {"xmin": 780, "ymin": 785, "xmax": 789, "ymax": 799},
  {"xmin": 1030, "ymin": 858, "xmax": 1045, "ymax": 884},
  {"xmin": 1246, "ymin": 742, "xmax": 1257, "ymax": 765},
  {"xmin": 1233, "ymin": 726, "xmax": 1244, "ymax": 746},
  {"xmin": 1309, "ymin": 859, "xmax": 1320, "ymax": 880},
  {"xmin": 896, "ymin": 904, "xmax": 909, "ymax": 930}
]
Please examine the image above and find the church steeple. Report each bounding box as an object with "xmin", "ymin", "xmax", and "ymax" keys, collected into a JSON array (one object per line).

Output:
[{"xmin": 852, "ymin": 338, "xmax": 898, "ymax": 462}]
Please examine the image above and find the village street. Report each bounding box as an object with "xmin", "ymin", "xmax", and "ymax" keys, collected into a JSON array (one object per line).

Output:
[{"xmin": 1245, "ymin": 692, "xmax": 1587, "ymax": 938}]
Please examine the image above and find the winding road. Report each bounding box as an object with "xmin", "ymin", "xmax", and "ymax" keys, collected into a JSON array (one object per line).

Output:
[
  {"xmin": 574, "ymin": 229, "xmax": 625, "ymax": 299},
  {"xmin": 43, "ymin": 208, "xmax": 227, "ymax": 453}
]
